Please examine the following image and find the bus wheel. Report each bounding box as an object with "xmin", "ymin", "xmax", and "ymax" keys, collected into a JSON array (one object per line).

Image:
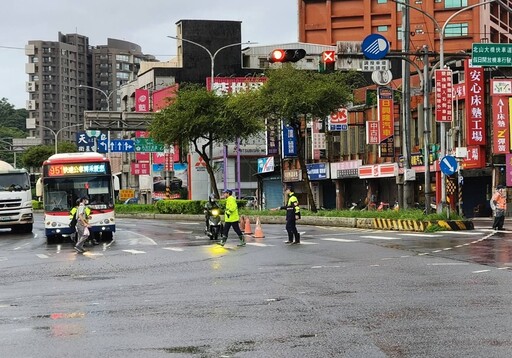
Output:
[
  {"xmin": 100, "ymin": 232, "xmax": 113, "ymax": 241},
  {"xmin": 46, "ymin": 235, "xmax": 57, "ymax": 245}
]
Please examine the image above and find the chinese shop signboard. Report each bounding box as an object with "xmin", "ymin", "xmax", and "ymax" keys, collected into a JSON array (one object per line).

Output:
[
  {"xmin": 464, "ymin": 60, "xmax": 486, "ymax": 146},
  {"xmin": 435, "ymin": 69, "xmax": 453, "ymax": 122},
  {"xmin": 378, "ymin": 87, "xmax": 394, "ymax": 141}
]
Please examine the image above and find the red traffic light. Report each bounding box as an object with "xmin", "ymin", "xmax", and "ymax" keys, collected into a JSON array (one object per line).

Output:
[
  {"xmin": 268, "ymin": 49, "xmax": 307, "ymax": 63},
  {"xmin": 269, "ymin": 49, "xmax": 286, "ymax": 63}
]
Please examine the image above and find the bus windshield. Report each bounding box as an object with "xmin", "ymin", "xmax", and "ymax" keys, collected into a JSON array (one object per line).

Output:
[
  {"xmin": 43, "ymin": 175, "xmax": 113, "ymax": 212},
  {"xmin": 0, "ymin": 173, "xmax": 31, "ymax": 192}
]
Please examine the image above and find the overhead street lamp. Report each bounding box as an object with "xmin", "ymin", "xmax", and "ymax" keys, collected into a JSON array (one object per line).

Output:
[
  {"xmin": 78, "ymin": 84, "xmax": 115, "ymax": 111},
  {"xmin": 167, "ymin": 35, "xmax": 256, "ymax": 93},
  {"xmin": 38, "ymin": 124, "xmax": 82, "ymax": 154},
  {"xmin": 166, "ymin": 35, "xmax": 256, "ymax": 194}
]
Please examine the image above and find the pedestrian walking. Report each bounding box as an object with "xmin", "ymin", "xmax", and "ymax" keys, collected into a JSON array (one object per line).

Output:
[
  {"xmin": 491, "ymin": 185, "xmax": 507, "ymax": 230},
  {"xmin": 74, "ymin": 197, "xmax": 92, "ymax": 253},
  {"xmin": 218, "ymin": 189, "xmax": 245, "ymax": 247},
  {"xmin": 272, "ymin": 185, "xmax": 301, "ymax": 244}
]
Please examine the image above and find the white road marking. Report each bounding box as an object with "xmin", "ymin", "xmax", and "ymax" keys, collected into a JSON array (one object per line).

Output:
[
  {"xmin": 398, "ymin": 233, "xmax": 440, "ymax": 238},
  {"xmin": 472, "ymin": 269, "xmax": 491, "ymax": 274},
  {"xmin": 322, "ymin": 238, "xmax": 359, "ymax": 243},
  {"xmin": 436, "ymin": 231, "xmax": 482, "ymax": 236},
  {"xmin": 176, "ymin": 222, "xmax": 200, "ymax": 225},
  {"xmin": 122, "ymin": 249, "xmax": 146, "ymax": 254},
  {"xmin": 173, "ymin": 230, "xmax": 193, "ymax": 234},
  {"xmin": 247, "ymin": 242, "xmax": 274, "ymax": 247},
  {"xmin": 297, "ymin": 241, "xmax": 318, "ymax": 245},
  {"xmin": 83, "ymin": 252, "xmax": 104, "ymax": 257},
  {"xmin": 361, "ymin": 235, "xmax": 400, "ymax": 240},
  {"xmin": 13, "ymin": 243, "xmax": 30, "ymax": 250},
  {"xmin": 428, "ymin": 262, "xmax": 469, "ymax": 266},
  {"xmin": 117, "ymin": 231, "xmax": 157, "ymax": 245},
  {"xmin": 36, "ymin": 254, "xmax": 49, "ymax": 259},
  {"xmin": 163, "ymin": 247, "xmax": 184, "ymax": 252}
]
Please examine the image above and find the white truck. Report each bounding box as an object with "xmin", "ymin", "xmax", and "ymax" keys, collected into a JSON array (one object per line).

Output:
[{"xmin": 0, "ymin": 160, "xmax": 33, "ymax": 233}]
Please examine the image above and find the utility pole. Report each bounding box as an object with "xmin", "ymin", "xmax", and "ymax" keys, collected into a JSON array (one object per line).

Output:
[
  {"xmin": 402, "ymin": 0, "xmax": 413, "ymax": 208},
  {"xmin": 422, "ymin": 45, "xmax": 432, "ymax": 213}
]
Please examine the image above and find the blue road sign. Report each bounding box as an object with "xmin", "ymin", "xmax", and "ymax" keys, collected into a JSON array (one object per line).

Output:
[
  {"xmin": 440, "ymin": 155, "xmax": 458, "ymax": 176},
  {"xmin": 362, "ymin": 34, "xmax": 390, "ymax": 60},
  {"xmin": 110, "ymin": 139, "xmax": 135, "ymax": 153}
]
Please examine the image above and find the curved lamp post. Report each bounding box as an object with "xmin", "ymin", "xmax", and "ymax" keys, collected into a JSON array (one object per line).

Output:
[
  {"xmin": 38, "ymin": 123, "xmax": 82, "ymax": 154},
  {"xmin": 78, "ymin": 84, "xmax": 115, "ymax": 111}
]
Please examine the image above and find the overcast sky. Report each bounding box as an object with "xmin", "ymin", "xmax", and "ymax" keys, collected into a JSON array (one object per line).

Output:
[{"xmin": 0, "ymin": 0, "xmax": 298, "ymax": 109}]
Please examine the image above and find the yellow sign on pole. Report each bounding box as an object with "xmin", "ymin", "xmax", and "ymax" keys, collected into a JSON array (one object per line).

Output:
[{"xmin": 119, "ymin": 189, "xmax": 135, "ymax": 201}]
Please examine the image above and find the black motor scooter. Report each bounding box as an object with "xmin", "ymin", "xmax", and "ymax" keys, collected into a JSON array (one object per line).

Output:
[{"xmin": 205, "ymin": 207, "xmax": 223, "ymax": 240}]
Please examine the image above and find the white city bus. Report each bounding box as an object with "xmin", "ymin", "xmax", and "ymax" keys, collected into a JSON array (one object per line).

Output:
[{"xmin": 40, "ymin": 152, "xmax": 115, "ymax": 244}]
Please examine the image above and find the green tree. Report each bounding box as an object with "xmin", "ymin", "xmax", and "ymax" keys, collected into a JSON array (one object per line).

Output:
[
  {"xmin": 253, "ymin": 66, "xmax": 359, "ymax": 212},
  {"xmin": 20, "ymin": 141, "xmax": 77, "ymax": 171},
  {"xmin": 149, "ymin": 84, "xmax": 264, "ymax": 198},
  {"xmin": 0, "ymin": 98, "xmax": 28, "ymax": 131},
  {"xmin": 20, "ymin": 146, "xmax": 54, "ymax": 171}
]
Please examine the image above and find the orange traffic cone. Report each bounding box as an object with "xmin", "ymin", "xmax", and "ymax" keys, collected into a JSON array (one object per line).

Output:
[
  {"xmin": 244, "ymin": 216, "xmax": 253, "ymax": 235},
  {"xmin": 253, "ymin": 217, "xmax": 265, "ymax": 239},
  {"xmin": 239, "ymin": 215, "xmax": 245, "ymax": 228}
]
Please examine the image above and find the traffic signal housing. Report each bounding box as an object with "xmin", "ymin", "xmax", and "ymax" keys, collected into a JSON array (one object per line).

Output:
[{"xmin": 268, "ymin": 49, "xmax": 307, "ymax": 63}]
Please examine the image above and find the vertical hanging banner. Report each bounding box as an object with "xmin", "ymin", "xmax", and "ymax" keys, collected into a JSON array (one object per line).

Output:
[
  {"xmin": 491, "ymin": 96, "xmax": 509, "ymax": 154},
  {"xmin": 464, "ymin": 60, "xmax": 486, "ymax": 145},
  {"xmin": 135, "ymin": 89, "xmax": 150, "ymax": 112},
  {"xmin": 311, "ymin": 118, "xmax": 325, "ymax": 160},
  {"xmin": 366, "ymin": 121, "xmax": 380, "ymax": 144},
  {"xmin": 377, "ymin": 87, "xmax": 394, "ymax": 141},
  {"xmin": 434, "ymin": 69, "xmax": 453, "ymax": 122},
  {"xmin": 266, "ymin": 118, "xmax": 280, "ymax": 156},
  {"xmin": 282, "ymin": 124, "xmax": 298, "ymax": 158}
]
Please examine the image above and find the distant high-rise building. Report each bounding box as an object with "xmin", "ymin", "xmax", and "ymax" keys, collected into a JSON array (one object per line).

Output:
[{"xmin": 25, "ymin": 33, "xmax": 155, "ymax": 146}]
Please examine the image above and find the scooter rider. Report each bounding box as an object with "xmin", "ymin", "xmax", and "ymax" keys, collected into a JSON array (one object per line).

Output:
[{"xmin": 204, "ymin": 193, "xmax": 219, "ymax": 233}]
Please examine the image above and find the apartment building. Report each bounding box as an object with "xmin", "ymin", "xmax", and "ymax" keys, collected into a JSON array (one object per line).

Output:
[
  {"xmin": 297, "ymin": 0, "xmax": 512, "ymax": 215},
  {"xmin": 25, "ymin": 33, "xmax": 154, "ymax": 146}
]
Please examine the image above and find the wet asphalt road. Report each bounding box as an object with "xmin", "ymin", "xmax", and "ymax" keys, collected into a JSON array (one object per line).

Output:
[{"xmin": 0, "ymin": 214, "xmax": 511, "ymax": 357}]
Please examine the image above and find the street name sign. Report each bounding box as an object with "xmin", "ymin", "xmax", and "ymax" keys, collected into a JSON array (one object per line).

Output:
[
  {"xmin": 472, "ymin": 43, "xmax": 512, "ymax": 67},
  {"xmin": 134, "ymin": 138, "xmax": 164, "ymax": 153}
]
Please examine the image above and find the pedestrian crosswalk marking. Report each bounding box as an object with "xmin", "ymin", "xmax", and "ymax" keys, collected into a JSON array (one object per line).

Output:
[
  {"xmin": 321, "ymin": 238, "xmax": 359, "ymax": 243},
  {"xmin": 247, "ymin": 242, "xmax": 274, "ymax": 247},
  {"xmin": 163, "ymin": 247, "xmax": 184, "ymax": 252},
  {"xmin": 398, "ymin": 233, "xmax": 440, "ymax": 238},
  {"xmin": 122, "ymin": 249, "xmax": 146, "ymax": 254},
  {"xmin": 36, "ymin": 254, "xmax": 49, "ymax": 259},
  {"xmin": 361, "ymin": 235, "xmax": 400, "ymax": 240}
]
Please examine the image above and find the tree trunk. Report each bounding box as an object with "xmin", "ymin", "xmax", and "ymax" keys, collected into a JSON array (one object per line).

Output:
[
  {"xmin": 192, "ymin": 139, "xmax": 220, "ymax": 199},
  {"xmin": 293, "ymin": 119, "xmax": 317, "ymax": 213}
]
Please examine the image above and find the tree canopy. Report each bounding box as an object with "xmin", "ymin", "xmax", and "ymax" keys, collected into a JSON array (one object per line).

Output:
[
  {"xmin": 249, "ymin": 65, "xmax": 362, "ymax": 212},
  {"xmin": 149, "ymin": 84, "xmax": 264, "ymax": 198},
  {"xmin": 20, "ymin": 142, "xmax": 77, "ymax": 171}
]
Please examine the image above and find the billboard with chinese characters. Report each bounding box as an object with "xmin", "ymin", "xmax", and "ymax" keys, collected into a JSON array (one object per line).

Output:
[
  {"xmin": 435, "ymin": 69, "xmax": 453, "ymax": 122},
  {"xmin": 491, "ymin": 96, "xmax": 510, "ymax": 154},
  {"xmin": 464, "ymin": 60, "xmax": 486, "ymax": 146},
  {"xmin": 206, "ymin": 77, "xmax": 267, "ymax": 95},
  {"xmin": 377, "ymin": 87, "xmax": 393, "ymax": 141},
  {"xmin": 366, "ymin": 121, "xmax": 380, "ymax": 144},
  {"xmin": 135, "ymin": 89, "xmax": 149, "ymax": 112}
]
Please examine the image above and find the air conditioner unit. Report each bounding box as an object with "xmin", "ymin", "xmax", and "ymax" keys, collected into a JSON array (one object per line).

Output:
[
  {"xmin": 26, "ymin": 100, "xmax": 36, "ymax": 111},
  {"xmin": 26, "ymin": 81, "xmax": 36, "ymax": 92}
]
